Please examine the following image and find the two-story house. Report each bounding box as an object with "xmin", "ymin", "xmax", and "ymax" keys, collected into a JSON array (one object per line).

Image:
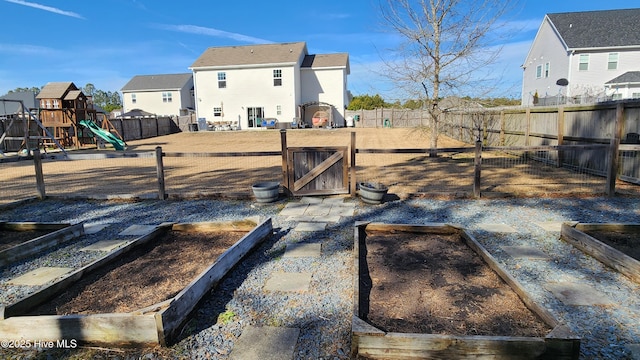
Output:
[
  {"xmin": 521, "ymin": 8, "xmax": 640, "ymax": 106},
  {"xmin": 189, "ymin": 42, "xmax": 350, "ymax": 129},
  {"xmin": 121, "ymin": 73, "xmax": 195, "ymax": 117}
]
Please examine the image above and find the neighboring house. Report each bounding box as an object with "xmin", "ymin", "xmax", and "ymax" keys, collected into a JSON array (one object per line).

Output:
[
  {"xmin": 0, "ymin": 91, "xmax": 38, "ymax": 119},
  {"xmin": 189, "ymin": 42, "xmax": 350, "ymax": 129},
  {"xmin": 521, "ymin": 8, "xmax": 640, "ymax": 106},
  {"xmin": 121, "ymin": 73, "xmax": 194, "ymax": 117}
]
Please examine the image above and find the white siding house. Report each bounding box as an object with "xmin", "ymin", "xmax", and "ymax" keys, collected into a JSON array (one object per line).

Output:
[
  {"xmin": 189, "ymin": 42, "xmax": 350, "ymax": 129},
  {"xmin": 522, "ymin": 8, "xmax": 640, "ymax": 106},
  {"xmin": 121, "ymin": 73, "xmax": 194, "ymax": 116}
]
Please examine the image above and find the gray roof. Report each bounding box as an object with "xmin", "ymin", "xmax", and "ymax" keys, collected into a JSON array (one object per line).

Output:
[
  {"xmin": 301, "ymin": 54, "xmax": 350, "ymax": 73},
  {"xmin": 0, "ymin": 91, "xmax": 37, "ymax": 115},
  {"xmin": 548, "ymin": 8, "xmax": 640, "ymax": 49},
  {"xmin": 190, "ymin": 42, "xmax": 307, "ymax": 68},
  {"xmin": 36, "ymin": 82, "xmax": 77, "ymax": 99},
  {"xmin": 606, "ymin": 71, "xmax": 640, "ymax": 84},
  {"xmin": 121, "ymin": 73, "xmax": 193, "ymax": 92}
]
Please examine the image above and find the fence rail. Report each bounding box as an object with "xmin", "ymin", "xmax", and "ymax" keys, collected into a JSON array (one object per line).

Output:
[{"xmin": 2, "ymin": 139, "xmax": 639, "ymax": 205}]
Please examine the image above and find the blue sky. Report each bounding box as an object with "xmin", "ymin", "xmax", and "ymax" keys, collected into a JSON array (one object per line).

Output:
[{"xmin": 0, "ymin": 0, "xmax": 634, "ymax": 101}]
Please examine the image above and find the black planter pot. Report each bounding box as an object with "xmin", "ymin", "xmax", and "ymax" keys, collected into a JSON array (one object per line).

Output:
[{"xmin": 358, "ymin": 182, "xmax": 388, "ymax": 204}]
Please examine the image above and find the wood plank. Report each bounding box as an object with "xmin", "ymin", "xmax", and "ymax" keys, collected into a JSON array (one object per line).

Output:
[
  {"xmin": 171, "ymin": 219, "xmax": 258, "ymax": 232},
  {"xmin": 575, "ymin": 223, "xmax": 640, "ymax": 233},
  {"xmin": 0, "ymin": 223, "xmax": 84, "ymax": 267},
  {"xmin": 356, "ymin": 333, "xmax": 549, "ymax": 359},
  {"xmin": 365, "ymin": 223, "xmax": 459, "ymax": 234},
  {"xmin": 1, "ymin": 222, "xmax": 71, "ymax": 231},
  {"xmin": 158, "ymin": 218, "xmax": 273, "ymax": 344},
  {"xmin": 561, "ymin": 224, "xmax": 640, "ymax": 283},
  {"xmin": 293, "ymin": 151, "xmax": 344, "ymax": 191},
  {"xmin": 0, "ymin": 313, "xmax": 159, "ymax": 346}
]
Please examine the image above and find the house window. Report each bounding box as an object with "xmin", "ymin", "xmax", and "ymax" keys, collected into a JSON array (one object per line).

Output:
[
  {"xmin": 544, "ymin": 62, "xmax": 550, "ymax": 78},
  {"xmin": 52, "ymin": 100, "xmax": 59, "ymax": 109},
  {"xmin": 632, "ymin": 93, "xmax": 640, "ymax": 99},
  {"xmin": 612, "ymin": 93, "xmax": 623, "ymax": 100},
  {"xmin": 535, "ymin": 65, "xmax": 542, "ymax": 79},
  {"xmin": 579, "ymin": 54, "xmax": 589, "ymax": 71},
  {"xmin": 213, "ymin": 107, "xmax": 222, "ymax": 117},
  {"xmin": 131, "ymin": 94, "xmax": 137, "ymax": 104},
  {"xmin": 162, "ymin": 92, "xmax": 172, "ymax": 103},
  {"xmin": 273, "ymin": 69, "xmax": 282, "ymax": 86},
  {"xmin": 45, "ymin": 100, "xmax": 51, "ymax": 109},
  {"xmin": 276, "ymin": 105, "xmax": 282, "ymax": 115},
  {"xmin": 608, "ymin": 53, "xmax": 619, "ymax": 70},
  {"xmin": 218, "ymin": 72, "xmax": 226, "ymax": 88}
]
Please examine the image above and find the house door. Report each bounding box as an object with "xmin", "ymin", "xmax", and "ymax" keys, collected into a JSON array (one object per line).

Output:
[{"xmin": 247, "ymin": 107, "xmax": 264, "ymax": 128}]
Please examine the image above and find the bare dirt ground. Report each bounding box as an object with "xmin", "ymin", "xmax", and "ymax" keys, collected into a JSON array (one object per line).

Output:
[
  {"xmin": 0, "ymin": 127, "xmax": 636, "ymax": 204},
  {"xmin": 30, "ymin": 229, "xmax": 243, "ymax": 315},
  {"xmin": 361, "ymin": 230, "xmax": 551, "ymax": 337},
  {"xmin": 0, "ymin": 230, "xmax": 53, "ymax": 251},
  {"xmin": 584, "ymin": 230, "xmax": 640, "ymax": 261}
]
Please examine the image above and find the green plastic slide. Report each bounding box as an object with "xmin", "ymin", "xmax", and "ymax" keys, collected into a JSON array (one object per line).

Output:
[{"xmin": 79, "ymin": 120, "xmax": 126, "ymax": 151}]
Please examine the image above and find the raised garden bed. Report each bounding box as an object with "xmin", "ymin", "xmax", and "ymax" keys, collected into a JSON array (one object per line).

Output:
[
  {"xmin": 353, "ymin": 222, "xmax": 580, "ymax": 359},
  {"xmin": 561, "ymin": 223, "xmax": 640, "ymax": 284},
  {"xmin": 0, "ymin": 218, "xmax": 272, "ymax": 346},
  {"xmin": 0, "ymin": 222, "xmax": 82, "ymax": 267}
]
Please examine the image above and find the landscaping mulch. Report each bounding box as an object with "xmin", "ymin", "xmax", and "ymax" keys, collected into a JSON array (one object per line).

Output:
[
  {"xmin": 29, "ymin": 230, "xmax": 242, "ymax": 315},
  {"xmin": 362, "ymin": 230, "xmax": 551, "ymax": 337},
  {"xmin": 584, "ymin": 230, "xmax": 640, "ymax": 261},
  {"xmin": 0, "ymin": 229, "xmax": 53, "ymax": 252}
]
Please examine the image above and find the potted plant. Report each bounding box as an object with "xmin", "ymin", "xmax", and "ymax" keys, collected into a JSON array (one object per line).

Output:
[
  {"xmin": 358, "ymin": 181, "xmax": 388, "ymax": 204},
  {"xmin": 251, "ymin": 181, "xmax": 280, "ymax": 203}
]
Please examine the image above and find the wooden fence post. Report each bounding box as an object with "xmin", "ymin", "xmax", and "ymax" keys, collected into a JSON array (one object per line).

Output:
[
  {"xmin": 351, "ymin": 131, "xmax": 357, "ymax": 197},
  {"xmin": 33, "ymin": 149, "xmax": 46, "ymax": 199},
  {"xmin": 557, "ymin": 106, "xmax": 565, "ymax": 167},
  {"xmin": 474, "ymin": 140, "xmax": 482, "ymax": 198},
  {"xmin": 280, "ymin": 129, "xmax": 290, "ymax": 196},
  {"xmin": 606, "ymin": 104, "xmax": 624, "ymax": 196},
  {"xmin": 155, "ymin": 146, "xmax": 166, "ymax": 200},
  {"xmin": 525, "ymin": 108, "xmax": 531, "ymax": 147}
]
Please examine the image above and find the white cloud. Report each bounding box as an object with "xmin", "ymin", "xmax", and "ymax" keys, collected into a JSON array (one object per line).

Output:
[
  {"xmin": 0, "ymin": 43, "xmax": 57, "ymax": 55},
  {"xmin": 4, "ymin": 0, "xmax": 84, "ymax": 19},
  {"xmin": 154, "ymin": 24, "xmax": 273, "ymax": 44}
]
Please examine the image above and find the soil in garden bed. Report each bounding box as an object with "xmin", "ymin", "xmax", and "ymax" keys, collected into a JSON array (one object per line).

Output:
[
  {"xmin": 29, "ymin": 230, "xmax": 243, "ymax": 314},
  {"xmin": 0, "ymin": 230, "xmax": 54, "ymax": 251},
  {"xmin": 361, "ymin": 231, "xmax": 551, "ymax": 337},
  {"xmin": 584, "ymin": 230, "xmax": 640, "ymax": 261}
]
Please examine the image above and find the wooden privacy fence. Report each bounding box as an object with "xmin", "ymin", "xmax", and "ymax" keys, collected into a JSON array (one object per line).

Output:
[{"xmin": 16, "ymin": 129, "xmax": 639, "ymax": 203}]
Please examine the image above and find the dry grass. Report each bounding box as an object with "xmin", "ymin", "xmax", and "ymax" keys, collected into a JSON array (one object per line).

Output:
[{"xmin": 0, "ymin": 127, "xmax": 633, "ymax": 204}]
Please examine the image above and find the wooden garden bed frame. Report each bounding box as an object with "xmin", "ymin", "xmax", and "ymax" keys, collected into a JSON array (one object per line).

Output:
[
  {"xmin": 0, "ymin": 218, "xmax": 272, "ymax": 346},
  {"xmin": 0, "ymin": 222, "xmax": 82, "ymax": 267},
  {"xmin": 352, "ymin": 222, "xmax": 580, "ymax": 359},
  {"xmin": 561, "ymin": 222, "xmax": 640, "ymax": 284}
]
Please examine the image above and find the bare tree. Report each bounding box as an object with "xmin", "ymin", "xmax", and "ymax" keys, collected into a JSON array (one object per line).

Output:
[{"xmin": 379, "ymin": 0, "xmax": 516, "ymax": 153}]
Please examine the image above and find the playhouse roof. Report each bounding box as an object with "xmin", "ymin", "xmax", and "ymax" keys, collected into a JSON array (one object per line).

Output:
[{"xmin": 36, "ymin": 82, "xmax": 78, "ymax": 99}]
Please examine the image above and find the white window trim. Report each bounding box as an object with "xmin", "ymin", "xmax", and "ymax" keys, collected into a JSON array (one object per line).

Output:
[
  {"xmin": 608, "ymin": 53, "xmax": 619, "ymax": 70},
  {"xmin": 579, "ymin": 54, "xmax": 589, "ymax": 71},
  {"xmin": 535, "ymin": 65, "xmax": 542, "ymax": 79}
]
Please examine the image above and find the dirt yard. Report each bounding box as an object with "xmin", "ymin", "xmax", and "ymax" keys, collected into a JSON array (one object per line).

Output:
[
  {"xmin": 362, "ymin": 230, "xmax": 551, "ymax": 337},
  {"xmin": 584, "ymin": 230, "xmax": 640, "ymax": 261},
  {"xmin": 30, "ymin": 229, "xmax": 243, "ymax": 314},
  {"xmin": 0, "ymin": 230, "xmax": 54, "ymax": 251},
  {"xmin": 0, "ymin": 127, "xmax": 634, "ymax": 204}
]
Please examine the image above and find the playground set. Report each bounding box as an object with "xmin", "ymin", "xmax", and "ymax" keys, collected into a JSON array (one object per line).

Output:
[{"xmin": 0, "ymin": 82, "xmax": 126, "ymax": 155}]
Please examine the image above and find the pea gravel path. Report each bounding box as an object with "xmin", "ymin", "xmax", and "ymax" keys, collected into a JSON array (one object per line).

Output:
[{"xmin": 0, "ymin": 196, "xmax": 639, "ymax": 360}]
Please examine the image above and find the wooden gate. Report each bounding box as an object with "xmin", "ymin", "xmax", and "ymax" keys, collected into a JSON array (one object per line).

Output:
[{"xmin": 286, "ymin": 146, "xmax": 349, "ymax": 196}]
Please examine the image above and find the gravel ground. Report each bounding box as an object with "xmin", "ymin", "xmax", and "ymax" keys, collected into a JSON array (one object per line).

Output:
[{"xmin": 0, "ymin": 196, "xmax": 639, "ymax": 359}]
